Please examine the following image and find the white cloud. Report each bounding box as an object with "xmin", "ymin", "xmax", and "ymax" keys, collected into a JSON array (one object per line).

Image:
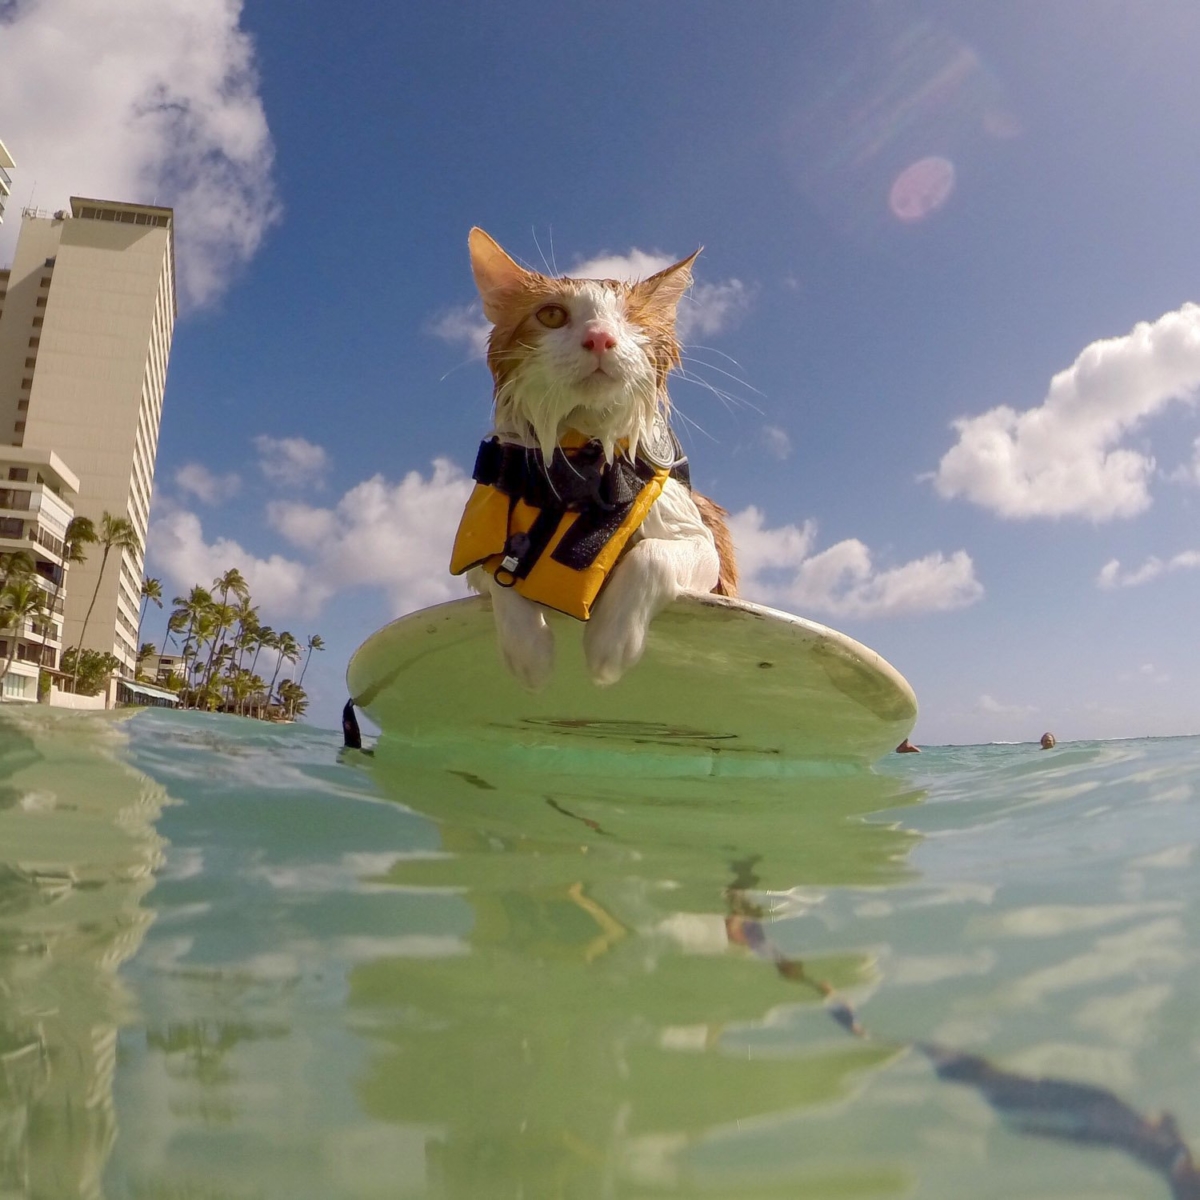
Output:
[
  {"xmin": 267, "ymin": 457, "xmax": 473, "ymax": 617},
  {"xmin": 727, "ymin": 506, "xmax": 984, "ymax": 618},
  {"xmin": 149, "ymin": 459, "xmax": 474, "ymax": 627},
  {"xmin": 1168, "ymin": 435, "xmax": 1200, "ymax": 486},
  {"xmin": 726, "ymin": 506, "xmax": 818, "ymax": 579},
  {"xmin": 760, "ymin": 425, "xmax": 792, "ymax": 460},
  {"xmin": 977, "ymin": 694, "xmax": 1037, "ymax": 717},
  {"xmin": 150, "ymin": 509, "xmax": 318, "ymax": 616},
  {"xmin": 1142, "ymin": 663, "xmax": 1171, "ymax": 684},
  {"xmin": 572, "ymin": 249, "xmax": 676, "ymax": 282},
  {"xmin": 0, "ymin": 0, "xmax": 280, "ymax": 309},
  {"xmin": 270, "ymin": 453, "xmax": 475, "ymax": 614},
  {"xmin": 428, "ymin": 303, "xmax": 490, "ymax": 359},
  {"xmin": 1097, "ymin": 550, "xmax": 1200, "ymax": 589},
  {"xmin": 175, "ymin": 462, "xmax": 240, "ymax": 505},
  {"xmin": 254, "ymin": 435, "xmax": 328, "ymax": 488},
  {"xmin": 932, "ymin": 304, "xmax": 1200, "ymax": 521},
  {"xmin": 677, "ymin": 279, "xmax": 752, "ymax": 341}
]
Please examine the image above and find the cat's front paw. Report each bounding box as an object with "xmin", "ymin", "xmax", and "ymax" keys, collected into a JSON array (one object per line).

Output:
[
  {"xmin": 487, "ymin": 584, "xmax": 556, "ymax": 691},
  {"xmin": 584, "ymin": 543, "xmax": 677, "ymax": 686},
  {"xmin": 498, "ymin": 620, "xmax": 555, "ymax": 691},
  {"xmin": 583, "ymin": 606, "xmax": 651, "ymax": 686}
]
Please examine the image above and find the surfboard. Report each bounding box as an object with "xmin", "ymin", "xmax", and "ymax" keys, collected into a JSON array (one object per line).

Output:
[{"xmin": 347, "ymin": 594, "xmax": 917, "ymax": 777}]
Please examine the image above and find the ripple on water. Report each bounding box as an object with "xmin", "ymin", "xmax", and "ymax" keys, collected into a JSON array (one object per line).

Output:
[{"xmin": 0, "ymin": 710, "xmax": 1196, "ymax": 1198}]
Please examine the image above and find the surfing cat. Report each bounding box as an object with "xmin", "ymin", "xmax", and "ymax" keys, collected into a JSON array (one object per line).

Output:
[{"xmin": 450, "ymin": 227, "xmax": 738, "ymax": 690}]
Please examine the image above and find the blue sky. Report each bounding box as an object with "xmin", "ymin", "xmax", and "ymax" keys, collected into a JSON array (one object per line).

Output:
[{"xmin": 4, "ymin": 0, "xmax": 1200, "ymax": 743}]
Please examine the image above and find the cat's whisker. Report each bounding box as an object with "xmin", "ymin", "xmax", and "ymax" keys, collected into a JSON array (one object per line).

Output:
[
  {"xmin": 531, "ymin": 227, "xmax": 553, "ymax": 277},
  {"xmin": 674, "ymin": 369, "xmax": 763, "ymax": 418},
  {"xmin": 439, "ymin": 354, "xmax": 487, "ymax": 383},
  {"xmin": 683, "ymin": 343, "xmax": 747, "ymax": 371},
  {"xmin": 680, "ymin": 355, "xmax": 764, "ymax": 398},
  {"xmin": 669, "ymin": 406, "xmax": 717, "ymax": 443}
]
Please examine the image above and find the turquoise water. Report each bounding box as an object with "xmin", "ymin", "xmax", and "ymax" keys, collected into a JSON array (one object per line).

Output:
[{"xmin": 1, "ymin": 708, "xmax": 1198, "ymax": 1198}]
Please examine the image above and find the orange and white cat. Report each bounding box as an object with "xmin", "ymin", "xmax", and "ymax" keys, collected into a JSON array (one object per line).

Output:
[{"xmin": 460, "ymin": 227, "xmax": 737, "ymax": 689}]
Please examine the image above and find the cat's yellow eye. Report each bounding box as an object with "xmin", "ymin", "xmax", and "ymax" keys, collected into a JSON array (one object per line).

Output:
[{"xmin": 535, "ymin": 304, "xmax": 569, "ymax": 329}]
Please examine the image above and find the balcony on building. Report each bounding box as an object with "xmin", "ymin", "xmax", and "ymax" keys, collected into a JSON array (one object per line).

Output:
[{"xmin": 0, "ymin": 449, "xmax": 79, "ymax": 695}]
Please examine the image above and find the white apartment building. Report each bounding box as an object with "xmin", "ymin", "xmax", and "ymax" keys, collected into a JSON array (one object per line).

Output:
[
  {"xmin": 0, "ymin": 197, "xmax": 175, "ymax": 676},
  {"xmin": 0, "ymin": 448, "xmax": 79, "ymax": 702}
]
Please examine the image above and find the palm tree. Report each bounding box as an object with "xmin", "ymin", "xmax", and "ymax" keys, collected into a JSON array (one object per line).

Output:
[
  {"xmin": 246, "ymin": 672, "xmax": 268, "ymax": 718},
  {"xmin": 276, "ymin": 679, "xmax": 308, "ymax": 721},
  {"xmin": 248, "ymin": 624, "xmax": 275, "ymax": 680},
  {"xmin": 35, "ymin": 516, "xmax": 96, "ymax": 677},
  {"xmin": 137, "ymin": 577, "xmax": 163, "ymax": 651},
  {"xmin": 170, "ymin": 586, "xmax": 212, "ymax": 703},
  {"xmin": 244, "ymin": 627, "xmax": 275, "ymax": 716},
  {"xmin": 0, "ymin": 577, "xmax": 47, "ymax": 683},
  {"xmin": 296, "ymin": 634, "xmax": 325, "ymax": 688},
  {"xmin": 201, "ymin": 640, "xmax": 234, "ymax": 709},
  {"xmin": 199, "ymin": 601, "xmax": 236, "ymax": 695},
  {"xmin": 163, "ymin": 607, "xmax": 187, "ymax": 654},
  {"xmin": 231, "ymin": 599, "xmax": 259, "ymax": 673},
  {"xmin": 136, "ymin": 642, "xmax": 157, "ymax": 681},
  {"xmin": 226, "ymin": 667, "xmax": 264, "ymax": 717},
  {"xmin": 0, "ymin": 548, "xmax": 35, "ymax": 586},
  {"xmin": 71, "ymin": 512, "xmax": 139, "ymax": 689},
  {"xmin": 265, "ymin": 631, "xmax": 299, "ymax": 711},
  {"xmin": 200, "ymin": 569, "xmax": 249, "ymax": 692},
  {"xmin": 214, "ymin": 567, "xmax": 250, "ymax": 608},
  {"xmin": 183, "ymin": 610, "xmax": 217, "ymax": 708}
]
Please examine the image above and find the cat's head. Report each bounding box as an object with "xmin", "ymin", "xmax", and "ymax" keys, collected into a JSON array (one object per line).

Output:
[{"xmin": 468, "ymin": 227, "xmax": 698, "ymax": 463}]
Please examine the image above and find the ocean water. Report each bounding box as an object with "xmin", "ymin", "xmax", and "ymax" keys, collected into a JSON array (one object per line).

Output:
[{"xmin": 1, "ymin": 707, "xmax": 1198, "ymax": 1199}]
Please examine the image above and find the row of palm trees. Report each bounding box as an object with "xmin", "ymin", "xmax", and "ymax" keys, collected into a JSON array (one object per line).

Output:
[{"xmin": 140, "ymin": 567, "xmax": 324, "ymax": 721}]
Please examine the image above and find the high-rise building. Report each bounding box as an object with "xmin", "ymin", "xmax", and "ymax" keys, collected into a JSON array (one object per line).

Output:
[{"xmin": 0, "ymin": 198, "xmax": 175, "ymax": 675}]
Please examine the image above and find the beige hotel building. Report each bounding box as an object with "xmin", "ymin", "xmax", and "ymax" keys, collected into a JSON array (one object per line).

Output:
[{"xmin": 0, "ymin": 172, "xmax": 175, "ymax": 693}]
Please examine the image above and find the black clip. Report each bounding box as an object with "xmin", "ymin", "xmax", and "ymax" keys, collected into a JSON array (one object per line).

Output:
[{"xmin": 493, "ymin": 531, "xmax": 531, "ymax": 587}]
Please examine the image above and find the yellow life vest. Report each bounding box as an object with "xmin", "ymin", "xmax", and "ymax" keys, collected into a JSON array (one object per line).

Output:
[{"xmin": 449, "ymin": 429, "xmax": 688, "ymax": 621}]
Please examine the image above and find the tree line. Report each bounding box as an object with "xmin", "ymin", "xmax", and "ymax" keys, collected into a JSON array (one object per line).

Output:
[{"xmin": 140, "ymin": 566, "xmax": 324, "ymax": 720}]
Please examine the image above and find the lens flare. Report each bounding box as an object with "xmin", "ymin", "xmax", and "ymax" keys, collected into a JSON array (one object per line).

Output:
[{"xmin": 889, "ymin": 156, "xmax": 956, "ymax": 223}]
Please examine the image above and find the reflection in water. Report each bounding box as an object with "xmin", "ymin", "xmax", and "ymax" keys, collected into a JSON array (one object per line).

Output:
[
  {"xmin": 920, "ymin": 1046, "xmax": 1200, "ymax": 1200},
  {"xmin": 0, "ymin": 710, "xmax": 165, "ymax": 1199},
  {"xmin": 725, "ymin": 876, "xmax": 1200, "ymax": 1200},
  {"xmin": 2, "ymin": 710, "xmax": 1192, "ymax": 1198},
  {"xmin": 350, "ymin": 742, "xmax": 921, "ymax": 1197}
]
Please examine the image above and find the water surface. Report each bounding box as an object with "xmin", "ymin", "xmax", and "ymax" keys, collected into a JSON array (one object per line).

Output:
[{"xmin": 0, "ymin": 708, "xmax": 1196, "ymax": 1198}]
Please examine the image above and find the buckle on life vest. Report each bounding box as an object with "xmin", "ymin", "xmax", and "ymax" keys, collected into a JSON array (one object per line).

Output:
[{"xmin": 493, "ymin": 531, "xmax": 531, "ymax": 587}]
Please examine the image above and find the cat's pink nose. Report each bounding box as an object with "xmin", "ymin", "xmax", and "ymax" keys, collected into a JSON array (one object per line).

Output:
[{"xmin": 581, "ymin": 325, "xmax": 617, "ymax": 355}]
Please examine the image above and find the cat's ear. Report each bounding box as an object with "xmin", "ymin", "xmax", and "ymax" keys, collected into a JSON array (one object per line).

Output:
[
  {"xmin": 630, "ymin": 249, "xmax": 701, "ymax": 315},
  {"xmin": 469, "ymin": 228, "xmax": 534, "ymax": 323}
]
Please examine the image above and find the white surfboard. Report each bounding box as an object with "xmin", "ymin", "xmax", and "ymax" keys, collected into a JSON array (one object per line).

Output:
[{"xmin": 347, "ymin": 595, "xmax": 917, "ymax": 776}]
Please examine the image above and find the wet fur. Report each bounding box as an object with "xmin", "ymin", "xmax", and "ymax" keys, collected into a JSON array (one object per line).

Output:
[{"xmin": 466, "ymin": 227, "xmax": 738, "ymax": 688}]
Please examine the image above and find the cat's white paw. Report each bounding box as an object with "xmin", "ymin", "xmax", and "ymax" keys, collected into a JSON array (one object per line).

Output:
[
  {"xmin": 583, "ymin": 605, "xmax": 652, "ymax": 686},
  {"xmin": 498, "ymin": 619, "xmax": 554, "ymax": 691},
  {"xmin": 583, "ymin": 544, "xmax": 676, "ymax": 686},
  {"xmin": 484, "ymin": 578, "xmax": 555, "ymax": 691}
]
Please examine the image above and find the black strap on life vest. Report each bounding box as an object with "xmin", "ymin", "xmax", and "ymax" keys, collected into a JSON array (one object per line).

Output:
[{"xmin": 471, "ymin": 435, "xmax": 689, "ymax": 581}]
